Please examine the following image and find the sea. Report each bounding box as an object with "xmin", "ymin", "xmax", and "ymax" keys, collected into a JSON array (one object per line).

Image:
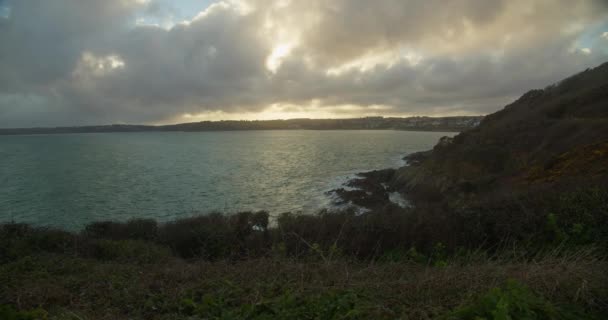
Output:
[{"xmin": 0, "ymin": 130, "xmax": 454, "ymax": 229}]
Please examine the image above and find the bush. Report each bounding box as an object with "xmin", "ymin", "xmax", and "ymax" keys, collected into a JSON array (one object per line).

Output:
[
  {"xmin": 158, "ymin": 211, "xmax": 270, "ymax": 259},
  {"xmin": 3, "ymin": 184, "xmax": 605, "ymax": 264},
  {"xmin": 445, "ymin": 280, "xmax": 594, "ymax": 320},
  {"xmin": 0, "ymin": 224, "xmax": 76, "ymax": 263},
  {"xmin": 551, "ymin": 187, "xmax": 608, "ymax": 245},
  {"xmin": 158, "ymin": 213, "xmax": 234, "ymax": 259},
  {"xmin": 180, "ymin": 289, "xmax": 376, "ymax": 319},
  {"xmin": 83, "ymin": 218, "xmax": 158, "ymax": 241},
  {"xmin": 82, "ymin": 239, "xmax": 171, "ymax": 264},
  {"xmin": 0, "ymin": 305, "xmax": 47, "ymax": 320}
]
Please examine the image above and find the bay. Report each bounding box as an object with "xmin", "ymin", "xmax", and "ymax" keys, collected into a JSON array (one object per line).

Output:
[{"xmin": 0, "ymin": 130, "xmax": 454, "ymax": 229}]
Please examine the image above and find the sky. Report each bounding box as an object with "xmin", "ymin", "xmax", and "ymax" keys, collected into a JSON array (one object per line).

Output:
[{"xmin": 0, "ymin": 0, "xmax": 607, "ymax": 127}]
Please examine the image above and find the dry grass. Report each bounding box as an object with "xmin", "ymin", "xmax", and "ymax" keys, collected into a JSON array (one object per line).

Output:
[{"xmin": 1, "ymin": 249, "xmax": 606, "ymax": 319}]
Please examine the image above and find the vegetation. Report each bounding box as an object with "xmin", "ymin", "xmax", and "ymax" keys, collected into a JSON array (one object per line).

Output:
[
  {"xmin": 1, "ymin": 188, "xmax": 607, "ymax": 319},
  {"xmin": 445, "ymin": 280, "xmax": 596, "ymax": 320},
  {"xmin": 394, "ymin": 63, "xmax": 608, "ymax": 198}
]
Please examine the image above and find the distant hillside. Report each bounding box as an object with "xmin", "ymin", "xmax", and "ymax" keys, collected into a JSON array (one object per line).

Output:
[
  {"xmin": 395, "ymin": 61, "xmax": 608, "ymax": 197},
  {"xmin": 0, "ymin": 116, "xmax": 482, "ymax": 135}
]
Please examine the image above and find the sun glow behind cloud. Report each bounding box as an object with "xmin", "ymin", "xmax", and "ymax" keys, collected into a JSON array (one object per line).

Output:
[
  {"xmin": 266, "ymin": 43, "xmax": 294, "ymax": 72},
  {"xmin": 172, "ymin": 101, "xmax": 481, "ymax": 124},
  {"xmin": 0, "ymin": 0, "xmax": 607, "ymax": 127},
  {"xmin": 177, "ymin": 103, "xmax": 399, "ymax": 123},
  {"xmin": 74, "ymin": 52, "xmax": 125, "ymax": 78}
]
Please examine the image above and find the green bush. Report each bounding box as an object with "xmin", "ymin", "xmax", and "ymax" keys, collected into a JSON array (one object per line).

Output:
[
  {"xmin": 445, "ymin": 280, "xmax": 594, "ymax": 320},
  {"xmin": 545, "ymin": 213, "xmax": 567, "ymax": 244},
  {"xmin": 157, "ymin": 211, "xmax": 270, "ymax": 259},
  {"xmin": 83, "ymin": 218, "xmax": 158, "ymax": 241},
  {"xmin": 551, "ymin": 188, "xmax": 608, "ymax": 245},
  {"xmin": 0, "ymin": 224, "xmax": 75, "ymax": 263},
  {"xmin": 84, "ymin": 239, "xmax": 171, "ymax": 263},
  {"xmin": 0, "ymin": 305, "xmax": 47, "ymax": 320},
  {"xmin": 181, "ymin": 289, "xmax": 374, "ymax": 319}
]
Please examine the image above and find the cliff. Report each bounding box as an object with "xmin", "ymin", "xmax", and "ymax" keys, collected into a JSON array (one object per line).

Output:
[{"xmin": 394, "ymin": 62, "xmax": 608, "ymax": 199}]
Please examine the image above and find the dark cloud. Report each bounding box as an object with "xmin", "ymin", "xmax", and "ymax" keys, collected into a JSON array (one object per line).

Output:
[
  {"xmin": 0, "ymin": 0, "xmax": 140, "ymax": 91},
  {"xmin": 0, "ymin": 0, "xmax": 607, "ymax": 127}
]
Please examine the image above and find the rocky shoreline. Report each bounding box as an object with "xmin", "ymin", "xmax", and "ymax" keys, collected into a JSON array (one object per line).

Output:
[
  {"xmin": 328, "ymin": 167, "xmax": 405, "ymax": 211},
  {"xmin": 327, "ymin": 150, "xmax": 436, "ymax": 211}
]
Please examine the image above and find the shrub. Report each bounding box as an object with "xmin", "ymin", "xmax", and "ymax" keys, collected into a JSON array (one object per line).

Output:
[
  {"xmin": 82, "ymin": 239, "xmax": 171, "ymax": 263},
  {"xmin": 83, "ymin": 218, "xmax": 158, "ymax": 241},
  {"xmin": 180, "ymin": 289, "xmax": 375, "ymax": 319},
  {"xmin": 445, "ymin": 280, "xmax": 594, "ymax": 320},
  {"xmin": 83, "ymin": 221, "xmax": 125, "ymax": 239},
  {"xmin": 551, "ymin": 187, "xmax": 608, "ymax": 245},
  {"xmin": 0, "ymin": 224, "xmax": 76, "ymax": 262},
  {"xmin": 158, "ymin": 211, "xmax": 270, "ymax": 259},
  {"xmin": 0, "ymin": 305, "xmax": 47, "ymax": 320}
]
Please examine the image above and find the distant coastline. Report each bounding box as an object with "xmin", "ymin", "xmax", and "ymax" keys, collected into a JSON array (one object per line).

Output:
[{"xmin": 0, "ymin": 116, "xmax": 483, "ymax": 136}]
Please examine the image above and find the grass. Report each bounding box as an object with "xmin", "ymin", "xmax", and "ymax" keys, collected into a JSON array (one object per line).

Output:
[
  {"xmin": 444, "ymin": 280, "xmax": 596, "ymax": 320},
  {"xmin": 0, "ymin": 225, "xmax": 606, "ymax": 319}
]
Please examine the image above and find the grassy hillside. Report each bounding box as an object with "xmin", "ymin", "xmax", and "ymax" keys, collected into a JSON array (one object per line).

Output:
[{"xmin": 395, "ymin": 62, "xmax": 608, "ymax": 196}]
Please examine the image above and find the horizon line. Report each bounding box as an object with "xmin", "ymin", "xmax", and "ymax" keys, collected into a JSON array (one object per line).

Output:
[{"xmin": 0, "ymin": 115, "xmax": 486, "ymax": 130}]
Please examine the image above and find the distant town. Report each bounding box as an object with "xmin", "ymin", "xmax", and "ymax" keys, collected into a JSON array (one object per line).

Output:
[{"xmin": 0, "ymin": 116, "xmax": 483, "ymax": 135}]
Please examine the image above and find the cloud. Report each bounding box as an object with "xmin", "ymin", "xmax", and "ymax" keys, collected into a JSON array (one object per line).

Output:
[
  {"xmin": 0, "ymin": 0, "xmax": 607, "ymax": 127},
  {"xmin": 0, "ymin": 0, "xmax": 143, "ymax": 91}
]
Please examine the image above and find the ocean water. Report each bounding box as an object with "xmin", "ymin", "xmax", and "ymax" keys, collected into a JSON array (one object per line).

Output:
[{"xmin": 0, "ymin": 130, "xmax": 454, "ymax": 229}]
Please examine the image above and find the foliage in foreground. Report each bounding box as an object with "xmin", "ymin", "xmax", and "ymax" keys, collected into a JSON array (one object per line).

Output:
[
  {"xmin": 0, "ymin": 305, "xmax": 47, "ymax": 320},
  {"xmin": 446, "ymin": 280, "xmax": 595, "ymax": 320},
  {"xmin": 2, "ymin": 186, "xmax": 605, "ymax": 267},
  {"xmin": 0, "ymin": 270, "xmax": 603, "ymax": 320},
  {"xmin": 0, "ymin": 187, "xmax": 606, "ymax": 319},
  {"xmin": 0, "ymin": 244, "xmax": 606, "ymax": 319},
  {"xmin": 180, "ymin": 290, "xmax": 371, "ymax": 319}
]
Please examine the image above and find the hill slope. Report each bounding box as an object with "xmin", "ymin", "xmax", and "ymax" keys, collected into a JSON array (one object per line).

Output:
[{"xmin": 395, "ymin": 62, "xmax": 608, "ymax": 197}]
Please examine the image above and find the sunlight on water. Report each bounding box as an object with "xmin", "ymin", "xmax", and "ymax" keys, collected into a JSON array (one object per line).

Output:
[{"xmin": 0, "ymin": 130, "xmax": 454, "ymax": 229}]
